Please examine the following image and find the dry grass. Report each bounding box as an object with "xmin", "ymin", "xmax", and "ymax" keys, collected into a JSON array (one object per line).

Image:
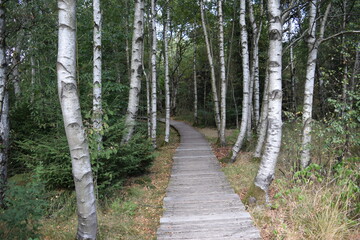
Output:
[
  {"xmin": 198, "ymin": 126, "xmax": 360, "ymax": 240},
  {"xmin": 39, "ymin": 125, "xmax": 179, "ymax": 240}
]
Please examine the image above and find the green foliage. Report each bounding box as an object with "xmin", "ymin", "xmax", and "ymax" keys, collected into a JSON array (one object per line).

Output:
[
  {"xmin": 333, "ymin": 157, "xmax": 360, "ymax": 217},
  {"xmin": 293, "ymin": 163, "xmax": 324, "ymax": 183},
  {"xmin": 90, "ymin": 120, "xmax": 155, "ymax": 194},
  {"xmin": 0, "ymin": 176, "xmax": 47, "ymax": 240}
]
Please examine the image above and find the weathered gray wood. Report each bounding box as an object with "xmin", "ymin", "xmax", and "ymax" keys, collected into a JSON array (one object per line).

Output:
[{"xmin": 157, "ymin": 120, "xmax": 261, "ymax": 239}]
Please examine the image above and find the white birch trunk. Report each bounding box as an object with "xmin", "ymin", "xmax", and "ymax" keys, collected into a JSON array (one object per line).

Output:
[
  {"xmin": 254, "ymin": 67, "xmax": 269, "ymax": 158},
  {"xmin": 0, "ymin": 92, "xmax": 9, "ymax": 207},
  {"xmin": 193, "ymin": 42, "xmax": 198, "ymax": 124},
  {"xmin": 164, "ymin": 2, "xmax": 171, "ymax": 143},
  {"xmin": 253, "ymin": 0, "xmax": 283, "ymax": 201},
  {"xmin": 122, "ymin": 0, "xmax": 145, "ymax": 144},
  {"xmin": 13, "ymin": 45, "xmax": 21, "ymax": 97},
  {"xmin": 150, "ymin": 0, "xmax": 157, "ymax": 148},
  {"xmin": 230, "ymin": 0, "xmax": 250, "ymax": 162},
  {"xmin": 290, "ymin": 45, "xmax": 296, "ymax": 111},
  {"xmin": 0, "ymin": 0, "xmax": 9, "ymax": 208},
  {"xmin": 57, "ymin": 1, "xmax": 97, "ymax": 238},
  {"xmin": 249, "ymin": 0, "xmax": 262, "ymax": 126},
  {"xmin": 218, "ymin": 0, "xmax": 227, "ymax": 146},
  {"xmin": 200, "ymin": 0, "xmax": 221, "ymax": 136},
  {"xmin": 300, "ymin": 2, "xmax": 331, "ymax": 168},
  {"xmin": 93, "ymin": 0, "xmax": 102, "ymax": 150}
]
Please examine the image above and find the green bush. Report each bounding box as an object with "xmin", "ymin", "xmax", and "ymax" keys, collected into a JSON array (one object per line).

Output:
[
  {"xmin": 13, "ymin": 119, "xmax": 155, "ymax": 195},
  {"xmin": 0, "ymin": 176, "xmax": 47, "ymax": 240}
]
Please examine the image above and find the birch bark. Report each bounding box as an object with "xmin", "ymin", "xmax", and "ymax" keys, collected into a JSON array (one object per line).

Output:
[
  {"xmin": 150, "ymin": 0, "xmax": 157, "ymax": 148},
  {"xmin": 57, "ymin": 1, "xmax": 97, "ymax": 238},
  {"xmin": 218, "ymin": 0, "xmax": 227, "ymax": 146},
  {"xmin": 230, "ymin": 0, "xmax": 250, "ymax": 162},
  {"xmin": 249, "ymin": 0, "xmax": 262, "ymax": 126},
  {"xmin": 300, "ymin": 2, "xmax": 331, "ymax": 168},
  {"xmin": 12, "ymin": 44, "xmax": 21, "ymax": 97},
  {"xmin": 93, "ymin": 0, "xmax": 102, "ymax": 150},
  {"xmin": 253, "ymin": 0, "xmax": 283, "ymax": 202},
  {"xmin": 0, "ymin": 0, "xmax": 9, "ymax": 208},
  {"xmin": 164, "ymin": 1, "xmax": 171, "ymax": 143},
  {"xmin": 122, "ymin": 0, "xmax": 144, "ymax": 144},
  {"xmin": 193, "ymin": 42, "xmax": 198, "ymax": 124},
  {"xmin": 200, "ymin": 0, "xmax": 221, "ymax": 137},
  {"xmin": 254, "ymin": 67, "xmax": 269, "ymax": 158}
]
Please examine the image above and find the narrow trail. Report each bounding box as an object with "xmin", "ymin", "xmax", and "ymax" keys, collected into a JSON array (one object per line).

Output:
[{"xmin": 157, "ymin": 120, "xmax": 261, "ymax": 240}]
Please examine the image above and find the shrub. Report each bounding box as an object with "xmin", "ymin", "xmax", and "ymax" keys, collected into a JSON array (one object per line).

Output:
[{"xmin": 0, "ymin": 176, "xmax": 47, "ymax": 240}]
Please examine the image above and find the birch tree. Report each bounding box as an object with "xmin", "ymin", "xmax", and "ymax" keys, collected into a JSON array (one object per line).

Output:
[
  {"xmin": 254, "ymin": 67, "xmax": 269, "ymax": 158},
  {"xmin": 249, "ymin": 0, "xmax": 263, "ymax": 126},
  {"xmin": 12, "ymin": 44, "xmax": 21, "ymax": 97},
  {"xmin": 0, "ymin": 0, "xmax": 9, "ymax": 208},
  {"xmin": 300, "ymin": 1, "xmax": 331, "ymax": 168},
  {"xmin": 150, "ymin": 0, "xmax": 157, "ymax": 148},
  {"xmin": 57, "ymin": 1, "xmax": 97, "ymax": 238},
  {"xmin": 193, "ymin": 40, "xmax": 198, "ymax": 125},
  {"xmin": 164, "ymin": 1, "xmax": 171, "ymax": 143},
  {"xmin": 251, "ymin": 0, "xmax": 283, "ymax": 202},
  {"xmin": 93, "ymin": 0, "xmax": 102, "ymax": 150},
  {"xmin": 230, "ymin": 0, "xmax": 250, "ymax": 162},
  {"xmin": 218, "ymin": 0, "xmax": 227, "ymax": 146},
  {"xmin": 200, "ymin": 0, "xmax": 221, "ymax": 137},
  {"xmin": 122, "ymin": 0, "xmax": 145, "ymax": 144}
]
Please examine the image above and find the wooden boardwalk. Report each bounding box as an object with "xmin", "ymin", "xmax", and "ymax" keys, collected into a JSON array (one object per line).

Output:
[{"xmin": 157, "ymin": 120, "xmax": 261, "ymax": 240}]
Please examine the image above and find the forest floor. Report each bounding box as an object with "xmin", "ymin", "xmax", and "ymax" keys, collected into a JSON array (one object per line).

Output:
[
  {"xmin": 197, "ymin": 126, "xmax": 360, "ymax": 240},
  {"xmin": 36, "ymin": 122, "xmax": 359, "ymax": 239}
]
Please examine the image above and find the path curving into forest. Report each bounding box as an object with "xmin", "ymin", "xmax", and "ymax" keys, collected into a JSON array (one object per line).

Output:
[{"xmin": 157, "ymin": 120, "xmax": 261, "ymax": 240}]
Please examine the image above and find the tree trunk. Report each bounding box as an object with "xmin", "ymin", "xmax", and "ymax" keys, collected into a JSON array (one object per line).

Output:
[
  {"xmin": 218, "ymin": 0, "xmax": 227, "ymax": 146},
  {"xmin": 12, "ymin": 44, "xmax": 21, "ymax": 97},
  {"xmin": 164, "ymin": 1, "xmax": 171, "ymax": 143},
  {"xmin": 254, "ymin": 66, "xmax": 269, "ymax": 158},
  {"xmin": 249, "ymin": 0, "xmax": 262, "ymax": 126},
  {"xmin": 122, "ymin": 0, "xmax": 145, "ymax": 144},
  {"xmin": 290, "ymin": 45, "xmax": 296, "ymax": 112},
  {"xmin": 300, "ymin": 2, "xmax": 331, "ymax": 168},
  {"xmin": 252, "ymin": 0, "xmax": 283, "ymax": 203},
  {"xmin": 57, "ymin": 1, "xmax": 97, "ymax": 239},
  {"xmin": 200, "ymin": 0, "xmax": 221, "ymax": 137},
  {"xmin": 0, "ymin": 0, "xmax": 9, "ymax": 208},
  {"xmin": 193, "ymin": 36, "xmax": 198, "ymax": 125},
  {"xmin": 93, "ymin": 0, "xmax": 102, "ymax": 150},
  {"xmin": 150, "ymin": 0, "xmax": 157, "ymax": 148},
  {"xmin": 230, "ymin": 0, "xmax": 250, "ymax": 162}
]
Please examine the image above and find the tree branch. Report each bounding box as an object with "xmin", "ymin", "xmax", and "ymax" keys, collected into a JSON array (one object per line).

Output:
[{"xmin": 320, "ymin": 30, "xmax": 360, "ymax": 44}]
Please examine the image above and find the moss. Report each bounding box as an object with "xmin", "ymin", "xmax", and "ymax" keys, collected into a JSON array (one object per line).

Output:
[
  {"xmin": 245, "ymin": 182, "xmax": 266, "ymax": 206},
  {"xmin": 251, "ymin": 157, "xmax": 261, "ymax": 163}
]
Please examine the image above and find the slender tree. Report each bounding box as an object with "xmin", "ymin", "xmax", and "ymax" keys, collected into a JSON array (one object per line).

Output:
[
  {"xmin": 230, "ymin": 0, "xmax": 250, "ymax": 162},
  {"xmin": 249, "ymin": 0, "xmax": 263, "ymax": 126},
  {"xmin": 150, "ymin": 0, "xmax": 157, "ymax": 148},
  {"xmin": 300, "ymin": 1, "xmax": 331, "ymax": 168},
  {"xmin": 254, "ymin": 66, "xmax": 269, "ymax": 158},
  {"xmin": 200, "ymin": 0, "xmax": 221, "ymax": 137},
  {"xmin": 57, "ymin": 0, "xmax": 97, "ymax": 239},
  {"xmin": 12, "ymin": 44, "xmax": 21, "ymax": 97},
  {"xmin": 252, "ymin": 0, "xmax": 283, "ymax": 202},
  {"xmin": 218, "ymin": 0, "xmax": 227, "ymax": 146},
  {"xmin": 0, "ymin": 0, "xmax": 9, "ymax": 208},
  {"xmin": 164, "ymin": 1, "xmax": 171, "ymax": 143},
  {"xmin": 93, "ymin": 0, "xmax": 102, "ymax": 150},
  {"xmin": 193, "ymin": 38, "xmax": 198, "ymax": 125},
  {"xmin": 122, "ymin": 0, "xmax": 145, "ymax": 144}
]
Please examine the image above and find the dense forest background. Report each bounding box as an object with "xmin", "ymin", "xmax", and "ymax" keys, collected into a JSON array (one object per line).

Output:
[{"xmin": 0, "ymin": 0, "xmax": 359, "ymax": 239}]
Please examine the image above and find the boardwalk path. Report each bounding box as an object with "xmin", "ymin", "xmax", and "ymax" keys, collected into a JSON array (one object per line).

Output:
[{"xmin": 157, "ymin": 120, "xmax": 261, "ymax": 240}]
